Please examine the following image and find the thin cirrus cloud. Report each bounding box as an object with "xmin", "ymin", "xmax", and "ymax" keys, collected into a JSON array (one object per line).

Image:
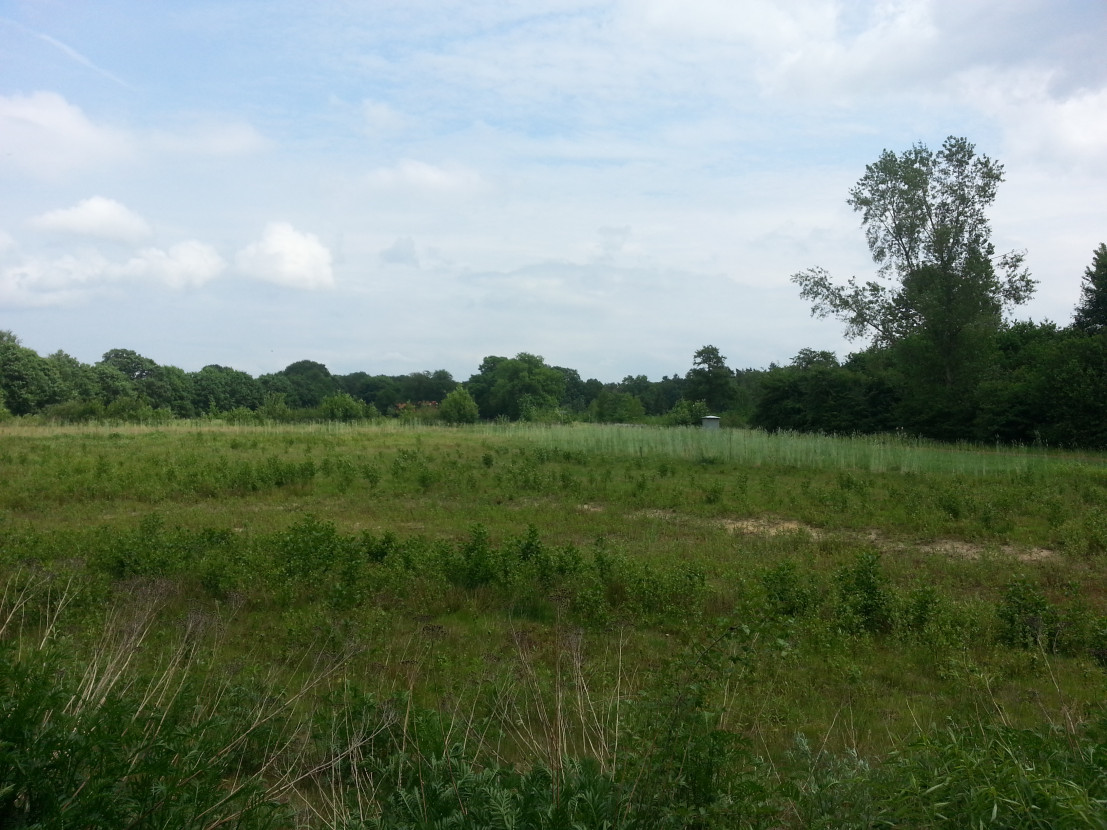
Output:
[
  {"xmin": 150, "ymin": 121, "xmax": 269, "ymax": 156},
  {"xmin": 28, "ymin": 197, "xmax": 153, "ymax": 243},
  {"xmin": 366, "ymin": 159, "xmax": 485, "ymax": 193},
  {"xmin": 235, "ymin": 222, "xmax": 334, "ymax": 290}
]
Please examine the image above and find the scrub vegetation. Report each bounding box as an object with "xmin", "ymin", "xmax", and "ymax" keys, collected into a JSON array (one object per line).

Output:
[{"xmin": 2, "ymin": 420, "xmax": 1107, "ymax": 828}]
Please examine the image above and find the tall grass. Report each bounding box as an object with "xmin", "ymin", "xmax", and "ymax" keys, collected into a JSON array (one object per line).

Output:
[{"xmin": 505, "ymin": 423, "xmax": 1106, "ymax": 475}]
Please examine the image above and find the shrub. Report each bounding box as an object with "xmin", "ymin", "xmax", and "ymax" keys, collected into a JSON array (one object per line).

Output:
[
  {"xmin": 666, "ymin": 399, "xmax": 710, "ymax": 426},
  {"xmin": 320, "ymin": 391, "xmax": 371, "ymax": 422},
  {"xmin": 835, "ymin": 550, "xmax": 893, "ymax": 634},
  {"xmin": 440, "ymin": 386, "xmax": 480, "ymax": 424},
  {"xmin": 761, "ymin": 561, "xmax": 820, "ymax": 619},
  {"xmin": 998, "ymin": 576, "xmax": 1062, "ymax": 651},
  {"xmin": 0, "ymin": 645, "xmax": 286, "ymax": 829}
]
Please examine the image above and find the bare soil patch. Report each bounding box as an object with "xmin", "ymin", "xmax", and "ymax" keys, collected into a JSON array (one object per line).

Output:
[
  {"xmin": 714, "ymin": 515, "xmax": 1056, "ymax": 562},
  {"xmin": 719, "ymin": 518, "xmax": 820, "ymax": 538},
  {"xmin": 912, "ymin": 539, "xmax": 1055, "ymax": 562}
]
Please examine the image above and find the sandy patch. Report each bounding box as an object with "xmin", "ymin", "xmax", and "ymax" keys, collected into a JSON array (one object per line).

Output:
[
  {"xmin": 716, "ymin": 517, "xmax": 1056, "ymax": 562},
  {"xmin": 915, "ymin": 539, "xmax": 1055, "ymax": 562},
  {"xmin": 637, "ymin": 508, "xmax": 678, "ymax": 520},
  {"xmin": 719, "ymin": 518, "xmax": 820, "ymax": 538}
]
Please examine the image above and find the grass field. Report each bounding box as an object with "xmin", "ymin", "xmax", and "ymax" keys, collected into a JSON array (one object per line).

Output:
[{"xmin": 2, "ymin": 421, "xmax": 1106, "ymax": 827}]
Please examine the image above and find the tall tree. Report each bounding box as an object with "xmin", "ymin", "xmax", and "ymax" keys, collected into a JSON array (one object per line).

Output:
[
  {"xmin": 190, "ymin": 365, "xmax": 261, "ymax": 412},
  {"xmin": 140, "ymin": 365, "xmax": 195, "ymax": 416},
  {"xmin": 684, "ymin": 345, "xmax": 735, "ymax": 413},
  {"xmin": 553, "ymin": 366, "xmax": 601, "ymax": 413},
  {"xmin": 397, "ymin": 370, "xmax": 456, "ymax": 404},
  {"xmin": 792, "ymin": 136, "xmax": 1034, "ymax": 347},
  {"xmin": 100, "ymin": 348, "xmax": 158, "ymax": 382},
  {"xmin": 1073, "ymin": 243, "xmax": 1107, "ymax": 333},
  {"xmin": 466, "ymin": 353, "xmax": 565, "ymax": 420},
  {"xmin": 47, "ymin": 351, "xmax": 99, "ymax": 400},
  {"xmin": 277, "ymin": 360, "xmax": 337, "ymax": 409},
  {"xmin": 791, "ymin": 137, "xmax": 1035, "ymax": 437}
]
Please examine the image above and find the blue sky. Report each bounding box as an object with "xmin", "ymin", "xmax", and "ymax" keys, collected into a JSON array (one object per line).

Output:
[{"xmin": 2, "ymin": 0, "xmax": 1105, "ymax": 382}]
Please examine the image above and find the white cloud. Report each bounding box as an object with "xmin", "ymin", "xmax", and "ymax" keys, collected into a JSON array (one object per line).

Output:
[
  {"xmin": 235, "ymin": 222, "xmax": 334, "ymax": 289},
  {"xmin": 367, "ymin": 159, "xmax": 485, "ymax": 193},
  {"xmin": 117, "ymin": 241, "xmax": 226, "ymax": 288},
  {"xmin": 28, "ymin": 197, "xmax": 153, "ymax": 242},
  {"xmin": 379, "ymin": 236, "xmax": 420, "ymax": 267},
  {"xmin": 0, "ymin": 230, "xmax": 14, "ymax": 255},
  {"xmin": 964, "ymin": 69, "xmax": 1107, "ymax": 171},
  {"xmin": 628, "ymin": 0, "xmax": 981, "ymax": 100},
  {"xmin": 761, "ymin": 2, "xmax": 940, "ymax": 97},
  {"xmin": 0, "ymin": 239, "xmax": 226, "ymax": 307},
  {"xmin": 0, "ymin": 91, "xmax": 133, "ymax": 178},
  {"xmin": 0, "ymin": 250, "xmax": 111, "ymax": 307}
]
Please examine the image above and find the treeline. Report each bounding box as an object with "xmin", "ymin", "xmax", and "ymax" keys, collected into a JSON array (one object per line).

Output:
[
  {"xmin": 2, "ymin": 313, "xmax": 1105, "ymax": 446},
  {"xmin": 753, "ymin": 320, "xmax": 1107, "ymax": 447},
  {"xmin": 0, "ymin": 331, "xmax": 751, "ymax": 427}
]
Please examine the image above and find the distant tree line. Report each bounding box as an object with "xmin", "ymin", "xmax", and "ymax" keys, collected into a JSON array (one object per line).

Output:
[{"xmin": 0, "ymin": 330, "xmax": 755, "ymax": 428}]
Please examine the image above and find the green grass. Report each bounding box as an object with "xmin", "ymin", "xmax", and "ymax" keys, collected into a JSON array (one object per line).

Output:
[{"xmin": 1, "ymin": 421, "xmax": 1106, "ymax": 827}]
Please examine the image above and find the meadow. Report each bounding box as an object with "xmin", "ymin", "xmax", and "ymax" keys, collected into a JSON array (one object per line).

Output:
[{"xmin": 2, "ymin": 421, "xmax": 1106, "ymax": 828}]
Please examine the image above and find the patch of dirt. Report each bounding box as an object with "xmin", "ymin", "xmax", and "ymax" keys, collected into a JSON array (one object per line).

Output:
[
  {"xmin": 577, "ymin": 503, "xmax": 604, "ymax": 513},
  {"xmin": 636, "ymin": 509, "xmax": 678, "ymax": 520},
  {"xmin": 914, "ymin": 539, "xmax": 1055, "ymax": 562},
  {"xmin": 719, "ymin": 518, "xmax": 821, "ymax": 538},
  {"xmin": 714, "ymin": 516, "xmax": 1057, "ymax": 562},
  {"xmin": 625, "ymin": 506, "xmax": 1059, "ymax": 563}
]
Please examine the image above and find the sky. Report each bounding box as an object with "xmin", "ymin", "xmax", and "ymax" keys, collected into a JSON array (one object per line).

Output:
[{"xmin": 2, "ymin": 0, "xmax": 1105, "ymax": 383}]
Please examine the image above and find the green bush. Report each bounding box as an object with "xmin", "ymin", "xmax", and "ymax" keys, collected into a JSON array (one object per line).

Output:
[
  {"xmin": 835, "ymin": 550, "xmax": 893, "ymax": 634},
  {"xmin": 760, "ymin": 561, "xmax": 821, "ymax": 619},
  {"xmin": 0, "ymin": 646, "xmax": 286, "ymax": 829},
  {"xmin": 791, "ymin": 720, "xmax": 1107, "ymax": 829},
  {"xmin": 439, "ymin": 386, "xmax": 480, "ymax": 424},
  {"xmin": 998, "ymin": 576, "xmax": 1062, "ymax": 651}
]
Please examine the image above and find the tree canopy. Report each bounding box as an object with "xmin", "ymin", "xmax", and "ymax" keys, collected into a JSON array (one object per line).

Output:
[
  {"xmin": 466, "ymin": 353, "xmax": 566, "ymax": 420},
  {"xmin": 793, "ymin": 136, "xmax": 1034, "ymax": 346},
  {"xmin": 684, "ymin": 345, "xmax": 735, "ymax": 413},
  {"xmin": 1073, "ymin": 243, "xmax": 1107, "ymax": 333}
]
